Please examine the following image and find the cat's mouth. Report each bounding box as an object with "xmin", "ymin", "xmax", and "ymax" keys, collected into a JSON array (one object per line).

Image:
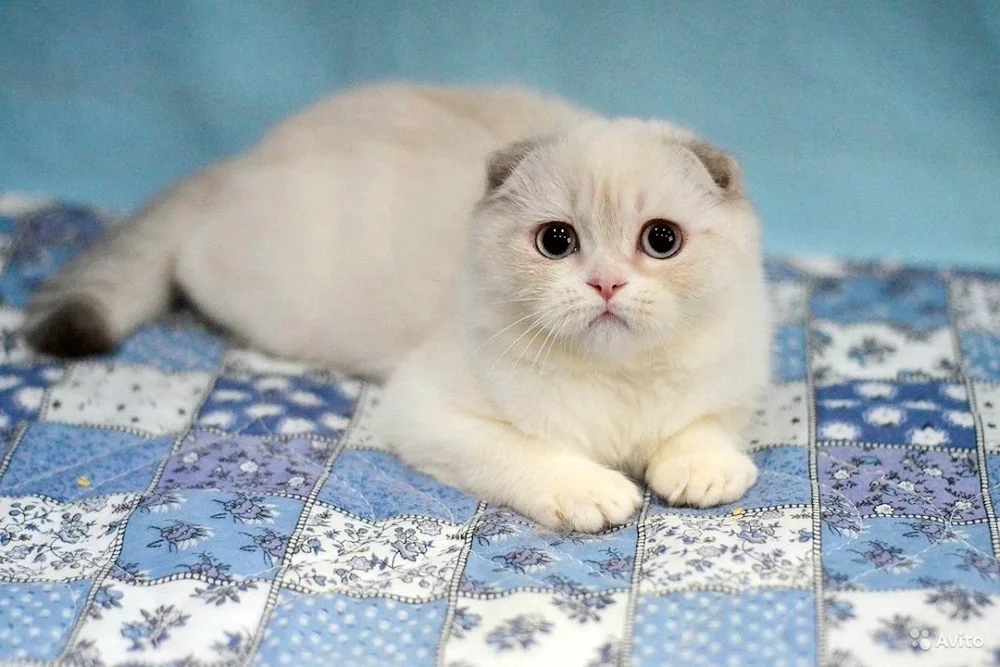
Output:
[{"xmin": 591, "ymin": 309, "xmax": 629, "ymax": 329}]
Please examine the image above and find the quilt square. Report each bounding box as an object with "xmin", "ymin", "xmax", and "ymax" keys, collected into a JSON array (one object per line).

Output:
[
  {"xmin": 811, "ymin": 272, "xmax": 949, "ymax": 329},
  {"xmin": 197, "ymin": 373, "xmax": 358, "ymax": 437},
  {"xmin": 67, "ymin": 577, "xmax": 269, "ymax": 665},
  {"xmin": 763, "ymin": 258, "xmax": 807, "ymax": 283},
  {"xmin": 817, "ymin": 445, "xmax": 985, "ymax": 521},
  {"xmin": 632, "ymin": 590, "xmax": 815, "ymax": 667},
  {"xmin": 770, "ymin": 281, "xmax": 807, "ymax": 325},
  {"xmin": 0, "ymin": 363, "xmax": 63, "ymax": 430},
  {"xmin": 340, "ymin": 385, "xmax": 385, "ymax": 450},
  {"xmin": 282, "ymin": 503, "xmax": 465, "ymax": 601},
  {"xmin": 442, "ymin": 590, "xmax": 628, "ymax": 667},
  {"xmin": 987, "ymin": 455, "xmax": 1000, "ymax": 517},
  {"xmin": 155, "ymin": 430, "xmax": 332, "ymax": 498},
  {"xmin": 974, "ymin": 383, "xmax": 1000, "ymax": 452},
  {"xmin": 747, "ymin": 381, "xmax": 809, "ymax": 447},
  {"xmin": 816, "ymin": 381, "xmax": 975, "ymax": 447},
  {"xmin": 0, "ymin": 205, "xmax": 104, "ymax": 308},
  {"xmin": 0, "ymin": 493, "xmax": 136, "ymax": 581},
  {"xmin": 638, "ymin": 507, "xmax": 814, "ymax": 595},
  {"xmin": 113, "ymin": 315, "xmax": 226, "ymax": 373},
  {"xmin": 810, "ymin": 321, "xmax": 957, "ymax": 385},
  {"xmin": 824, "ymin": 589, "xmax": 1000, "ymax": 666},
  {"xmin": 0, "ymin": 580, "xmax": 92, "ymax": 662},
  {"xmin": 0, "ymin": 422, "xmax": 172, "ymax": 500},
  {"xmin": 950, "ymin": 275, "xmax": 1000, "ymax": 335},
  {"xmin": 223, "ymin": 347, "xmax": 326, "ymax": 378},
  {"xmin": 43, "ymin": 362, "xmax": 211, "ymax": 436},
  {"xmin": 648, "ymin": 446, "xmax": 811, "ymax": 516},
  {"xmin": 461, "ymin": 510, "xmax": 636, "ymax": 595},
  {"xmin": 0, "ymin": 307, "xmax": 35, "ymax": 363},
  {"xmin": 258, "ymin": 591, "xmax": 447, "ymax": 667},
  {"xmin": 319, "ymin": 449, "xmax": 479, "ymax": 523},
  {"xmin": 0, "ymin": 194, "xmax": 47, "ymax": 216},
  {"xmin": 772, "ymin": 325, "xmax": 807, "ymax": 382},
  {"xmin": 114, "ymin": 490, "xmax": 302, "ymax": 582},
  {"xmin": 822, "ymin": 518, "xmax": 1000, "ymax": 593},
  {"xmin": 0, "ymin": 213, "xmax": 17, "ymax": 273},
  {"xmin": 959, "ymin": 331, "xmax": 1000, "ymax": 381}
]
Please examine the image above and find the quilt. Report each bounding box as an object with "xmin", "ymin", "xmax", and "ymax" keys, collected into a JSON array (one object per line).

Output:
[{"xmin": 0, "ymin": 194, "xmax": 998, "ymax": 667}]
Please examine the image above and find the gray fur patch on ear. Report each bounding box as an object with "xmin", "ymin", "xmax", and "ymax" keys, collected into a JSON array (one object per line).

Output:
[
  {"xmin": 686, "ymin": 140, "xmax": 743, "ymax": 195},
  {"xmin": 485, "ymin": 137, "xmax": 545, "ymax": 192}
]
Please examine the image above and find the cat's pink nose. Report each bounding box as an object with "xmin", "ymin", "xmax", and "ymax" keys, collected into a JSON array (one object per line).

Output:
[{"xmin": 588, "ymin": 278, "xmax": 627, "ymax": 301}]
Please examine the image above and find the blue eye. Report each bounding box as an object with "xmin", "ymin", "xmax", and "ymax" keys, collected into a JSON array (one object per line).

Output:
[
  {"xmin": 535, "ymin": 223, "xmax": 578, "ymax": 259},
  {"xmin": 640, "ymin": 220, "xmax": 683, "ymax": 259}
]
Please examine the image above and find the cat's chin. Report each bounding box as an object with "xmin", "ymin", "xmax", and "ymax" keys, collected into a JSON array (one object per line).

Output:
[{"xmin": 571, "ymin": 317, "xmax": 647, "ymax": 360}]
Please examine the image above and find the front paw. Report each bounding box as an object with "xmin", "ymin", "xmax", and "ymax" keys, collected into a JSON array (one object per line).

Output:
[
  {"xmin": 522, "ymin": 459, "xmax": 643, "ymax": 533},
  {"xmin": 646, "ymin": 447, "xmax": 757, "ymax": 508}
]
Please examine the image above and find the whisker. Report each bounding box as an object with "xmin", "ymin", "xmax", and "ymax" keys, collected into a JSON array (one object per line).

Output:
[
  {"xmin": 515, "ymin": 315, "xmax": 553, "ymax": 368},
  {"xmin": 487, "ymin": 312, "xmax": 553, "ymax": 374},
  {"xmin": 486, "ymin": 296, "xmax": 547, "ymax": 306},
  {"xmin": 540, "ymin": 315, "xmax": 569, "ymax": 371},
  {"xmin": 477, "ymin": 311, "xmax": 539, "ymax": 350},
  {"xmin": 531, "ymin": 318, "xmax": 559, "ymax": 368}
]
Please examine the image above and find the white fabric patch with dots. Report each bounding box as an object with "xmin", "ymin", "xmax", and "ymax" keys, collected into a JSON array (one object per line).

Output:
[
  {"xmin": 747, "ymin": 382, "xmax": 809, "ymax": 447},
  {"xmin": 974, "ymin": 383, "xmax": 1000, "ymax": 452},
  {"xmin": 43, "ymin": 363, "xmax": 211, "ymax": 435}
]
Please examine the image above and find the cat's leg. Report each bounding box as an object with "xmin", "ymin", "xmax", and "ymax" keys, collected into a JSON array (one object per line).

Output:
[
  {"xmin": 380, "ymin": 403, "xmax": 642, "ymax": 532},
  {"xmin": 644, "ymin": 416, "xmax": 758, "ymax": 507}
]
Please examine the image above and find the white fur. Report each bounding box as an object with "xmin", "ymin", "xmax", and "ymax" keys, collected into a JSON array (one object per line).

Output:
[
  {"xmin": 27, "ymin": 83, "xmax": 595, "ymax": 378},
  {"xmin": 375, "ymin": 119, "xmax": 770, "ymax": 532},
  {"xmin": 29, "ymin": 85, "xmax": 770, "ymax": 532}
]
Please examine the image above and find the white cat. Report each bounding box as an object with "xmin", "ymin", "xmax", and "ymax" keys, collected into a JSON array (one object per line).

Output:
[
  {"xmin": 24, "ymin": 83, "xmax": 595, "ymax": 379},
  {"xmin": 376, "ymin": 120, "xmax": 770, "ymax": 532},
  {"xmin": 25, "ymin": 84, "xmax": 770, "ymax": 532}
]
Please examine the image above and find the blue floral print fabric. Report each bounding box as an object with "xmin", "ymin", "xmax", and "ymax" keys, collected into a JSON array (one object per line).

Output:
[{"xmin": 0, "ymin": 195, "xmax": 999, "ymax": 666}]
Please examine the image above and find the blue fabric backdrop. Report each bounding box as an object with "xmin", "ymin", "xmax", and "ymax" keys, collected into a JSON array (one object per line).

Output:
[{"xmin": 1, "ymin": 1, "xmax": 998, "ymax": 265}]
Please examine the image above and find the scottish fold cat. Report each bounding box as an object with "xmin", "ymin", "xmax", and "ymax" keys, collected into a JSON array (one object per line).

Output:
[
  {"xmin": 25, "ymin": 84, "xmax": 769, "ymax": 532},
  {"xmin": 376, "ymin": 120, "xmax": 769, "ymax": 531}
]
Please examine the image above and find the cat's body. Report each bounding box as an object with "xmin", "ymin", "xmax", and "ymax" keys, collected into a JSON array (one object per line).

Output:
[
  {"xmin": 26, "ymin": 84, "xmax": 770, "ymax": 532},
  {"xmin": 377, "ymin": 120, "xmax": 769, "ymax": 530},
  {"xmin": 26, "ymin": 84, "xmax": 595, "ymax": 378}
]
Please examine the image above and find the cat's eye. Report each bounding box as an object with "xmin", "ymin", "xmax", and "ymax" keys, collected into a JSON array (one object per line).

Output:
[
  {"xmin": 640, "ymin": 220, "xmax": 683, "ymax": 259},
  {"xmin": 535, "ymin": 222, "xmax": 578, "ymax": 259}
]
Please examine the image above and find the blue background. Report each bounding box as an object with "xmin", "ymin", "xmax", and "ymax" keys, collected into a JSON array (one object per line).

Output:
[{"xmin": 1, "ymin": 1, "xmax": 998, "ymax": 266}]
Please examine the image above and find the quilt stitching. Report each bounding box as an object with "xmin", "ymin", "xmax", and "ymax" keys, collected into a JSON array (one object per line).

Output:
[{"xmin": 0, "ymin": 195, "xmax": 999, "ymax": 666}]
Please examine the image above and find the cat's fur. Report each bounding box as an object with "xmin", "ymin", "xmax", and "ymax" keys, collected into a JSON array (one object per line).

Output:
[
  {"xmin": 25, "ymin": 84, "xmax": 770, "ymax": 532},
  {"xmin": 376, "ymin": 120, "xmax": 769, "ymax": 531},
  {"xmin": 25, "ymin": 84, "xmax": 595, "ymax": 378}
]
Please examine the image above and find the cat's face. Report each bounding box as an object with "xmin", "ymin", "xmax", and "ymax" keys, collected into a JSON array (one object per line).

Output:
[{"xmin": 466, "ymin": 119, "xmax": 764, "ymax": 363}]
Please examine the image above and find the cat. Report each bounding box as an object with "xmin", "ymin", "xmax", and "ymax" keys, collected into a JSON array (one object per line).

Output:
[
  {"xmin": 24, "ymin": 84, "xmax": 770, "ymax": 532},
  {"xmin": 374, "ymin": 120, "xmax": 770, "ymax": 532},
  {"xmin": 24, "ymin": 83, "xmax": 596, "ymax": 379}
]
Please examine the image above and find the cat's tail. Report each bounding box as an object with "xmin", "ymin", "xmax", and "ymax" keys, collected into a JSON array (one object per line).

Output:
[{"xmin": 23, "ymin": 177, "xmax": 206, "ymax": 357}]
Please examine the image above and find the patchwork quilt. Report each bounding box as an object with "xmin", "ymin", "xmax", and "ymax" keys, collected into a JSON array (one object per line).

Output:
[{"xmin": 0, "ymin": 194, "xmax": 999, "ymax": 667}]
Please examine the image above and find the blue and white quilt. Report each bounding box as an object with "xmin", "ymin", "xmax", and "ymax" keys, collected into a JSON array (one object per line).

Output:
[{"xmin": 0, "ymin": 194, "xmax": 999, "ymax": 667}]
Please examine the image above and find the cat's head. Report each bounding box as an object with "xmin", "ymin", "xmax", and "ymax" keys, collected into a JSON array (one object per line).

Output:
[{"xmin": 465, "ymin": 118, "xmax": 765, "ymax": 364}]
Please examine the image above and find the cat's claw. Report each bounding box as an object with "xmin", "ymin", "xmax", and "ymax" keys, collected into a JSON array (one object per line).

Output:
[
  {"xmin": 646, "ymin": 447, "xmax": 758, "ymax": 508},
  {"xmin": 526, "ymin": 461, "xmax": 642, "ymax": 532}
]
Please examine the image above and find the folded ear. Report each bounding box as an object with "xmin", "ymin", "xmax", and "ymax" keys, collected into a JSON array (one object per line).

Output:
[
  {"xmin": 485, "ymin": 137, "xmax": 545, "ymax": 192},
  {"xmin": 684, "ymin": 139, "xmax": 743, "ymax": 196}
]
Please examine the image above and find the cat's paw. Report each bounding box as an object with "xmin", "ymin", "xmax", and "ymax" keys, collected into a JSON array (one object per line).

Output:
[
  {"xmin": 523, "ymin": 460, "xmax": 642, "ymax": 532},
  {"xmin": 646, "ymin": 446, "xmax": 758, "ymax": 508}
]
